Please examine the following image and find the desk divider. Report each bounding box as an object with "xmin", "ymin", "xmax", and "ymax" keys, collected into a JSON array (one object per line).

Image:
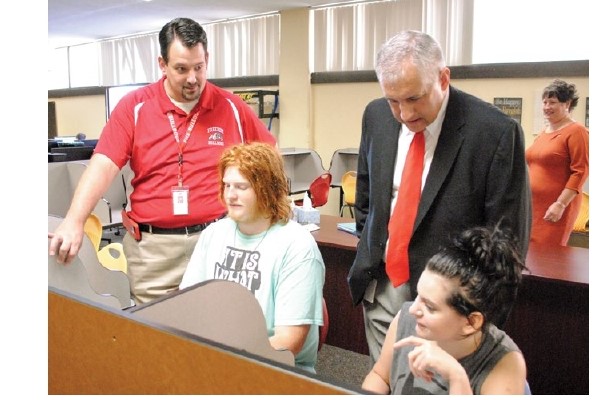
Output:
[
  {"xmin": 48, "ymin": 160, "xmax": 132, "ymax": 229},
  {"xmin": 48, "ymin": 288, "xmax": 360, "ymax": 395},
  {"xmin": 48, "ymin": 215, "xmax": 131, "ymax": 309},
  {"xmin": 129, "ymin": 280, "xmax": 295, "ymax": 367}
]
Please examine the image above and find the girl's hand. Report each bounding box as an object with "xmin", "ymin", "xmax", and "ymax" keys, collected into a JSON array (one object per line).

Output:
[{"xmin": 394, "ymin": 336, "xmax": 465, "ymax": 384}]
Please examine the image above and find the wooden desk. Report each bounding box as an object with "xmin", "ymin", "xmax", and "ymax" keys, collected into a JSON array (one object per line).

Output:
[
  {"xmin": 311, "ymin": 216, "xmax": 364, "ymax": 353},
  {"xmin": 49, "ymin": 288, "xmax": 359, "ymax": 394},
  {"xmin": 504, "ymin": 242, "xmax": 588, "ymax": 395},
  {"xmin": 312, "ymin": 215, "xmax": 589, "ymax": 395}
]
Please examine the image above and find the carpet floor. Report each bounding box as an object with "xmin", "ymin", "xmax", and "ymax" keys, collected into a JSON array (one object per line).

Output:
[{"xmin": 316, "ymin": 344, "xmax": 371, "ymax": 391}]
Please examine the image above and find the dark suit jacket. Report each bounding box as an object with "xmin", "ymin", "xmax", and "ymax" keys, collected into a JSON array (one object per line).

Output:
[{"xmin": 347, "ymin": 86, "xmax": 532, "ymax": 305}]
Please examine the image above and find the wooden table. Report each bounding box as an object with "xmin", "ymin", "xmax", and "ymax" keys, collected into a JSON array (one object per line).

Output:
[
  {"xmin": 311, "ymin": 216, "xmax": 364, "ymax": 353},
  {"xmin": 312, "ymin": 215, "xmax": 589, "ymax": 395}
]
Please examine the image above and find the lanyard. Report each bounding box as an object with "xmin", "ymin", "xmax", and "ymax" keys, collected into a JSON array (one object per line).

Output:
[{"xmin": 167, "ymin": 111, "xmax": 199, "ymax": 186}]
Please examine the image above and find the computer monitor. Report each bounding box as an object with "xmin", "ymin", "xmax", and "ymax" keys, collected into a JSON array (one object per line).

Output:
[{"xmin": 106, "ymin": 83, "xmax": 149, "ymax": 120}]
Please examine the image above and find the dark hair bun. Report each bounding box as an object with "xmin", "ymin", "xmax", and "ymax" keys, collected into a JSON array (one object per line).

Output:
[{"xmin": 453, "ymin": 225, "xmax": 525, "ymax": 285}]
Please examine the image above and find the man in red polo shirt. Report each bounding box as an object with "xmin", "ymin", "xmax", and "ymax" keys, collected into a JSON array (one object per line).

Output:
[{"xmin": 48, "ymin": 17, "xmax": 276, "ymax": 304}]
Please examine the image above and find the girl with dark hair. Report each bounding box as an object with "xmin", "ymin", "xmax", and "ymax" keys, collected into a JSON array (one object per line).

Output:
[{"xmin": 362, "ymin": 225, "xmax": 528, "ymax": 394}]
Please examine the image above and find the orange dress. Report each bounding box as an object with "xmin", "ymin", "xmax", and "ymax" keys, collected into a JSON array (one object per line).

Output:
[{"xmin": 525, "ymin": 122, "xmax": 589, "ymax": 246}]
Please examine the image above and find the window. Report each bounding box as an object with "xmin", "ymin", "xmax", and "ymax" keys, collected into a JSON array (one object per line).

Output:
[
  {"xmin": 106, "ymin": 83, "xmax": 149, "ymax": 120},
  {"xmin": 204, "ymin": 14, "xmax": 280, "ymax": 79},
  {"xmin": 472, "ymin": 0, "xmax": 591, "ymax": 63},
  {"xmin": 69, "ymin": 43, "xmax": 100, "ymax": 88},
  {"xmin": 312, "ymin": 0, "xmax": 590, "ymax": 72},
  {"xmin": 48, "ymin": 14, "xmax": 280, "ymax": 88},
  {"xmin": 48, "ymin": 47, "xmax": 70, "ymax": 89},
  {"xmin": 312, "ymin": 0, "xmax": 474, "ymax": 72}
]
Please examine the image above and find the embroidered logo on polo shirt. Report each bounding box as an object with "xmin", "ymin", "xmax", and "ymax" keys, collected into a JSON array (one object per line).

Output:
[{"xmin": 207, "ymin": 126, "xmax": 225, "ymax": 146}]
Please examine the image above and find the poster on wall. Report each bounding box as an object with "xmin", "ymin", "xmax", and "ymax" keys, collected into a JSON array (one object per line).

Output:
[{"xmin": 494, "ymin": 97, "xmax": 522, "ymax": 124}]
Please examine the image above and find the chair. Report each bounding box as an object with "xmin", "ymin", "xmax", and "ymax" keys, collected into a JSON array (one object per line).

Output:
[
  {"xmin": 572, "ymin": 192, "xmax": 589, "ymax": 233},
  {"xmin": 295, "ymin": 172, "xmax": 332, "ymax": 208},
  {"xmin": 84, "ymin": 213, "xmax": 103, "ymax": 251},
  {"xmin": 84, "ymin": 213, "xmax": 113, "ymax": 249},
  {"xmin": 319, "ymin": 298, "xmax": 329, "ymax": 351},
  {"xmin": 50, "ymin": 215, "xmax": 131, "ymax": 309},
  {"xmin": 65, "ymin": 162, "xmax": 127, "ymax": 233},
  {"xmin": 84, "ymin": 213, "xmax": 127, "ymax": 273},
  {"xmin": 280, "ymin": 148, "xmax": 327, "ymax": 195},
  {"xmin": 97, "ymin": 243, "xmax": 128, "ymax": 273},
  {"xmin": 339, "ymin": 171, "xmax": 357, "ymax": 218},
  {"xmin": 328, "ymin": 148, "xmax": 359, "ymax": 187}
]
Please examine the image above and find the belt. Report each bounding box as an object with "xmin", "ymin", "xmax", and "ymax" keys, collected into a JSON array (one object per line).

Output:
[{"xmin": 138, "ymin": 215, "xmax": 225, "ymax": 235}]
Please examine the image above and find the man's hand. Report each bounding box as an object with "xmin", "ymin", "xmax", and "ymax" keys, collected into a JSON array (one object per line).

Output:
[{"xmin": 48, "ymin": 219, "xmax": 85, "ymax": 265}]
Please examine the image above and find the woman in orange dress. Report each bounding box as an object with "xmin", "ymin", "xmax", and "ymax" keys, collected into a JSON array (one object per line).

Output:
[{"xmin": 525, "ymin": 79, "xmax": 589, "ymax": 246}]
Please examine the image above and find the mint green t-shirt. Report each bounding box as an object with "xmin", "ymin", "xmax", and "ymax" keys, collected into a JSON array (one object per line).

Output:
[{"xmin": 180, "ymin": 218, "xmax": 325, "ymax": 372}]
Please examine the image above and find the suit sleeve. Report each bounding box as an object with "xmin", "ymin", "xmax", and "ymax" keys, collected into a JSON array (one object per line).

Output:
[
  {"xmin": 486, "ymin": 121, "xmax": 532, "ymax": 257},
  {"xmin": 354, "ymin": 104, "xmax": 371, "ymax": 236}
]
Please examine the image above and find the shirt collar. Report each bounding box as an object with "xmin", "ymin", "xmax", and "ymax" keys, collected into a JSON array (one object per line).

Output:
[
  {"xmin": 426, "ymin": 89, "xmax": 449, "ymax": 138},
  {"xmin": 401, "ymin": 89, "xmax": 449, "ymax": 139}
]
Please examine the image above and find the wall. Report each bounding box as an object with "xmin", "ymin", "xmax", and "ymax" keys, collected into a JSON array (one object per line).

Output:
[
  {"xmin": 452, "ymin": 77, "xmax": 589, "ymax": 147},
  {"xmin": 48, "ymin": 8, "xmax": 589, "ymax": 216},
  {"xmin": 50, "ymin": 95, "xmax": 106, "ymax": 139},
  {"xmin": 311, "ymin": 76, "xmax": 589, "ymax": 159},
  {"xmin": 310, "ymin": 75, "xmax": 589, "ymax": 216},
  {"xmin": 48, "ymin": 72, "xmax": 589, "ymax": 216},
  {"xmin": 49, "ymin": 75, "xmax": 589, "ymax": 149}
]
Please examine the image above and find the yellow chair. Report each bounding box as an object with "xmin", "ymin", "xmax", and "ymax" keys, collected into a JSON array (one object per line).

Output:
[
  {"xmin": 339, "ymin": 171, "xmax": 357, "ymax": 218},
  {"xmin": 84, "ymin": 213, "xmax": 128, "ymax": 273},
  {"xmin": 84, "ymin": 213, "xmax": 103, "ymax": 251},
  {"xmin": 572, "ymin": 192, "xmax": 589, "ymax": 233},
  {"xmin": 98, "ymin": 243, "xmax": 128, "ymax": 273}
]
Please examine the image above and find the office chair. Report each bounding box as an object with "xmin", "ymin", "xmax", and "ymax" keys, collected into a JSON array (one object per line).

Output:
[
  {"xmin": 319, "ymin": 298, "xmax": 329, "ymax": 351},
  {"xmin": 339, "ymin": 171, "xmax": 357, "ymax": 218},
  {"xmin": 83, "ymin": 213, "xmax": 103, "ymax": 251},
  {"xmin": 97, "ymin": 243, "xmax": 128, "ymax": 273},
  {"xmin": 84, "ymin": 214, "xmax": 127, "ymax": 273},
  {"xmin": 295, "ymin": 172, "xmax": 332, "ymax": 208}
]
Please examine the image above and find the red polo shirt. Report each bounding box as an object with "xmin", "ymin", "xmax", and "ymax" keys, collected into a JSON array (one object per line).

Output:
[{"xmin": 95, "ymin": 77, "xmax": 276, "ymax": 227}]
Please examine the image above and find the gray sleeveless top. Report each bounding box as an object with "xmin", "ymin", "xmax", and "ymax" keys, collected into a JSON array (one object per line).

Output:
[{"xmin": 390, "ymin": 302, "xmax": 521, "ymax": 395}]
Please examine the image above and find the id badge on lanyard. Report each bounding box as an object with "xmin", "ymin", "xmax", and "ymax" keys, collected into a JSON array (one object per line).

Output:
[
  {"xmin": 172, "ymin": 186, "xmax": 189, "ymax": 215},
  {"xmin": 168, "ymin": 111, "xmax": 199, "ymax": 216}
]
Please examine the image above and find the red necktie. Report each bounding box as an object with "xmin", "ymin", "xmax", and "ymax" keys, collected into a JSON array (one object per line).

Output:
[{"xmin": 386, "ymin": 131, "xmax": 425, "ymax": 287}]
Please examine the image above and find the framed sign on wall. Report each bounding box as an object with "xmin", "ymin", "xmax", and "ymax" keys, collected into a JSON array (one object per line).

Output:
[{"xmin": 494, "ymin": 97, "xmax": 523, "ymax": 124}]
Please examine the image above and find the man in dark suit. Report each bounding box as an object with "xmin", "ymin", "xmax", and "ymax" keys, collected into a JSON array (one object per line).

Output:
[{"xmin": 347, "ymin": 30, "xmax": 531, "ymax": 364}]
